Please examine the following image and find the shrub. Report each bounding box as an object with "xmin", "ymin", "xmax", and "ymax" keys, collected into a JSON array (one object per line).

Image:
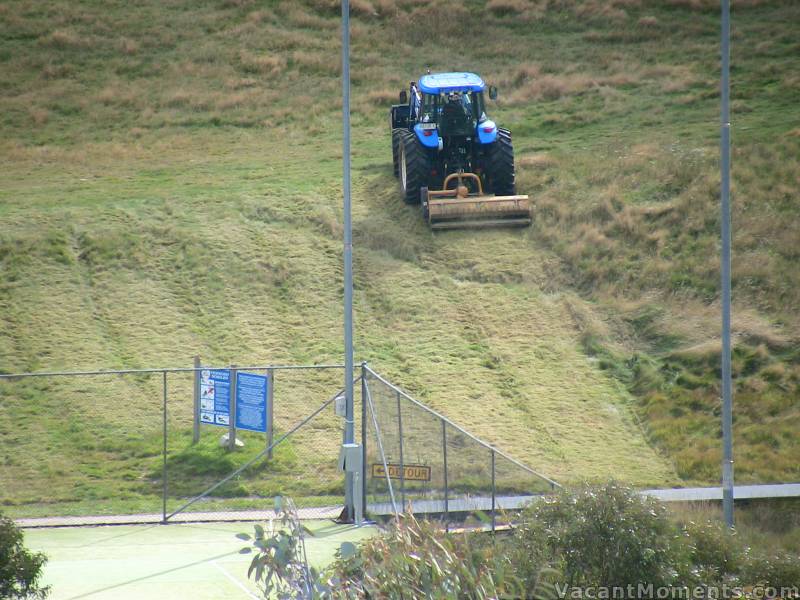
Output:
[
  {"xmin": 0, "ymin": 514, "xmax": 49, "ymax": 599},
  {"xmin": 329, "ymin": 512, "xmax": 533, "ymax": 598},
  {"xmin": 245, "ymin": 500, "xmax": 539, "ymax": 599},
  {"xmin": 741, "ymin": 552, "xmax": 800, "ymax": 589},
  {"xmin": 680, "ymin": 519, "xmax": 744, "ymax": 585},
  {"xmin": 512, "ymin": 482, "xmax": 689, "ymax": 589}
]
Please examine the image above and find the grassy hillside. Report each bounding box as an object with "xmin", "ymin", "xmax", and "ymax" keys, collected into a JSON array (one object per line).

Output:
[{"xmin": 1, "ymin": 0, "xmax": 798, "ymax": 515}]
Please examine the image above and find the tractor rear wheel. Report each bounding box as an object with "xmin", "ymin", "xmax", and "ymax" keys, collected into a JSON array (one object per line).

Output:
[
  {"xmin": 486, "ymin": 128, "xmax": 516, "ymax": 196},
  {"xmin": 399, "ymin": 130, "xmax": 428, "ymax": 205},
  {"xmin": 391, "ymin": 129, "xmax": 402, "ymax": 178}
]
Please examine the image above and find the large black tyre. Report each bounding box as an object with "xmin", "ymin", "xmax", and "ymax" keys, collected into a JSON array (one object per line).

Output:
[
  {"xmin": 485, "ymin": 128, "xmax": 516, "ymax": 196},
  {"xmin": 398, "ymin": 130, "xmax": 429, "ymax": 205},
  {"xmin": 391, "ymin": 128, "xmax": 403, "ymax": 178}
]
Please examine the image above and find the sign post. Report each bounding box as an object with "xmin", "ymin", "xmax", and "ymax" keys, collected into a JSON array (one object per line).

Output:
[
  {"xmin": 267, "ymin": 368, "xmax": 274, "ymax": 458},
  {"xmin": 228, "ymin": 365, "xmax": 237, "ymax": 451},
  {"xmin": 192, "ymin": 356, "xmax": 201, "ymax": 445}
]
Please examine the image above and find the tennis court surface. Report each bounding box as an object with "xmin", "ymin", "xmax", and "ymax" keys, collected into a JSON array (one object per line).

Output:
[{"xmin": 24, "ymin": 520, "xmax": 377, "ymax": 600}]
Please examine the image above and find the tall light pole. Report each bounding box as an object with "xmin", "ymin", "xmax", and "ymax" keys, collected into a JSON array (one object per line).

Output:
[
  {"xmin": 341, "ymin": 0, "xmax": 356, "ymax": 522},
  {"xmin": 720, "ymin": 0, "xmax": 734, "ymax": 528}
]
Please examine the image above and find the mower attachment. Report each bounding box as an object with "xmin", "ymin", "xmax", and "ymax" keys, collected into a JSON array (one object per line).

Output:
[{"xmin": 423, "ymin": 172, "xmax": 532, "ymax": 230}]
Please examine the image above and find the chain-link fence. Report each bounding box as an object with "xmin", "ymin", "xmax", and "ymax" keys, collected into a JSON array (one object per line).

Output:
[
  {"xmin": 0, "ymin": 363, "xmax": 353, "ymax": 526},
  {"xmin": 361, "ymin": 366, "xmax": 558, "ymax": 530},
  {"xmin": 1, "ymin": 362, "xmax": 557, "ymax": 528}
]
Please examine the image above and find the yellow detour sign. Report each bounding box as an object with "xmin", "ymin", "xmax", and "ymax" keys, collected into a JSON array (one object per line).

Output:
[{"xmin": 371, "ymin": 463, "xmax": 431, "ymax": 482}]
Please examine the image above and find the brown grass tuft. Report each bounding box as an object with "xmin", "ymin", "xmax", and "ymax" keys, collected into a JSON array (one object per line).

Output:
[
  {"xmin": 291, "ymin": 50, "xmax": 340, "ymax": 74},
  {"xmin": 28, "ymin": 108, "xmax": 49, "ymax": 126},
  {"xmin": 238, "ymin": 51, "xmax": 286, "ymax": 76},
  {"xmin": 349, "ymin": 0, "xmax": 377, "ymax": 17},
  {"xmin": 509, "ymin": 72, "xmax": 636, "ymax": 104},
  {"xmin": 97, "ymin": 84, "xmax": 140, "ymax": 107},
  {"xmin": 40, "ymin": 29, "xmax": 88, "ymax": 49},
  {"xmin": 41, "ymin": 63, "xmax": 74, "ymax": 79},
  {"xmin": 222, "ymin": 0, "xmax": 255, "ymax": 7},
  {"xmin": 638, "ymin": 15, "xmax": 659, "ymax": 27},
  {"xmin": 224, "ymin": 77, "xmax": 258, "ymax": 90},
  {"xmin": 366, "ymin": 89, "xmax": 397, "ymax": 105},
  {"xmin": 486, "ymin": 0, "xmax": 529, "ymax": 16},
  {"xmin": 575, "ymin": 0, "xmax": 629, "ymax": 22},
  {"xmin": 215, "ymin": 90, "xmax": 261, "ymax": 110},
  {"xmin": 246, "ymin": 10, "xmax": 268, "ymax": 23},
  {"xmin": 118, "ymin": 37, "xmax": 139, "ymax": 55},
  {"xmin": 518, "ymin": 154, "xmax": 558, "ymax": 170},
  {"xmin": 781, "ymin": 74, "xmax": 800, "ymax": 91}
]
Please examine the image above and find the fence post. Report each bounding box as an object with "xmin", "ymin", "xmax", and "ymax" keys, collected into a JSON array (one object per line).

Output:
[
  {"xmin": 361, "ymin": 363, "xmax": 368, "ymax": 517},
  {"xmin": 267, "ymin": 368, "xmax": 274, "ymax": 458},
  {"xmin": 192, "ymin": 356, "xmax": 200, "ymax": 445},
  {"xmin": 491, "ymin": 449, "xmax": 496, "ymax": 534},
  {"xmin": 228, "ymin": 365, "xmax": 237, "ymax": 452},
  {"xmin": 162, "ymin": 371, "xmax": 168, "ymax": 523},
  {"xmin": 396, "ymin": 390, "xmax": 405, "ymax": 510},
  {"xmin": 442, "ymin": 420, "xmax": 449, "ymax": 531}
]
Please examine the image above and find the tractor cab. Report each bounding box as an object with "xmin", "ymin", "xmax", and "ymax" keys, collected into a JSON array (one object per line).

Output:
[{"xmin": 417, "ymin": 73, "xmax": 494, "ymax": 138}]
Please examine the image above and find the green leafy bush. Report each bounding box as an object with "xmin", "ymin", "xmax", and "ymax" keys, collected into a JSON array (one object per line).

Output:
[
  {"xmin": 741, "ymin": 552, "xmax": 800, "ymax": 590},
  {"xmin": 0, "ymin": 514, "xmax": 49, "ymax": 599},
  {"xmin": 680, "ymin": 519, "xmax": 744, "ymax": 585},
  {"xmin": 512, "ymin": 481, "xmax": 688, "ymax": 588},
  {"xmin": 329, "ymin": 512, "xmax": 545, "ymax": 599}
]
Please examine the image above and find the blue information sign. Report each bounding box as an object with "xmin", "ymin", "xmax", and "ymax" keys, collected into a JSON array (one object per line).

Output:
[
  {"xmin": 199, "ymin": 369, "xmax": 231, "ymax": 427},
  {"xmin": 235, "ymin": 372, "xmax": 269, "ymax": 433}
]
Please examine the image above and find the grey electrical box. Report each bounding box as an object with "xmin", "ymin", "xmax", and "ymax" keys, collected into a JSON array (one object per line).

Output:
[{"xmin": 338, "ymin": 443, "xmax": 362, "ymax": 473}]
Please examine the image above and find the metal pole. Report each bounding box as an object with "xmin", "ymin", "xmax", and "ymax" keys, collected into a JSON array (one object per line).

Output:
[
  {"xmin": 192, "ymin": 356, "xmax": 200, "ymax": 445},
  {"xmin": 341, "ymin": 0, "xmax": 355, "ymax": 521},
  {"xmin": 442, "ymin": 420, "xmax": 449, "ymax": 531},
  {"xmin": 228, "ymin": 365, "xmax": 237, "ymax": 452},
  {"xmin": 162, "ymin": 371, "xmax": 168, "ymax": 523},
  {"xmin": 361, "ymin": 363, "xmax": 367, "ymax": 517},
  {"xmin": 720, "ymin": 0, "xmax": 734, "ymax": 529},
  {"xmin": 267, "ymin": 368, "xmax": 274, "ymax": 458},
  {"xmin": 491, "ymin": 449, "xmax": 496, "ymax": 533},
  {"xmin": 397, "ymin": 391, "xmax": 406, "ymax": 510}
]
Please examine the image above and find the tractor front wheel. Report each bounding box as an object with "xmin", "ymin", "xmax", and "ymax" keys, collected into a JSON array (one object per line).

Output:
[
  {"xmin": 486, "ymin": 128, "xmax": 516, "ymax": 196},
  {"xmin": 399, "ymin": 130, "xmax": 428, "ymax": 205}
]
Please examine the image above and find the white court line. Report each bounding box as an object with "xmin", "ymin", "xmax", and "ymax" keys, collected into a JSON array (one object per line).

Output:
[{"xmin": 213, "ymin": 561, "xmax": 261, "ymax": 600}]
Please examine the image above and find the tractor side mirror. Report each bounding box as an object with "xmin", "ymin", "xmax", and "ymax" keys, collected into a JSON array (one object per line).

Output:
[
  {"xmin": 399, "ymin": 90, "xmax": 408, "ymax": 104},
  {"xmin": 489, "ymin": 86, "xmax": 498, "ymax": 100}
]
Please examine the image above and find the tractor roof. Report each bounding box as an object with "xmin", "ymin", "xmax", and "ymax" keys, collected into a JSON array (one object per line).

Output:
[{"xmin": 418, "ymin": 72, "xmax": 485, "ymax": 94}]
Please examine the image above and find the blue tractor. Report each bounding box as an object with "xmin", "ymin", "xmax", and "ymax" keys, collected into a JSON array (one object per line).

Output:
[{"xmin": 390, "ymin": 72, "xmax": 531, "ymax": 230}]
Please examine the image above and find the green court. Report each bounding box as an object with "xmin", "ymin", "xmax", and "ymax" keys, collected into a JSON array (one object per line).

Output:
[{"xmin": 24, "ymin": 521, "xmax": 377, "ymax": 600}]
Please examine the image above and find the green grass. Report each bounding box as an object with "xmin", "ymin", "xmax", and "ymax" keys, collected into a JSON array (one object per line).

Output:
[{"xmin": 1, "ymin": 0, "xmax": 798, "ymax": 517}]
